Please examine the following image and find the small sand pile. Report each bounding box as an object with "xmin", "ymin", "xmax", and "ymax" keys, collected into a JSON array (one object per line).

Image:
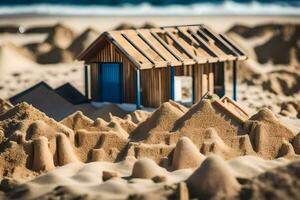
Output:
[
  {"xmin": 227, "ymin": 23, "xmax": 300, "ymax": 66},
  {"xmin": 173, "ymin": 94, "xmax": 245, "ymax": 150},
  {"xmin": 130, "ymin": 101, "xmax": 187, "ymax": 142},
  {"xmin": 131, "ymin": 158, "xmax": 165, "ymax": 179},
  {"xmin": 0, "ymin": 43, "xmax": 37, "ymax": 73},
  {"xmin": 279, "ymin": 101, "xmax": 300, "ymax": 118},
  {"xmin": 172, "ymin": 137, "xmax": 205, "ymax": 170},
  {"xmin": 36, "ymin": 46, "xmax": 74, "ymax": 64},
  {"xmin": 44, "ymin": 23, "xmax": 75, "ymax": 49},
  {"xmin": 21, "ymin": 23, "xmax": 77, "ymax": 64},
  {"xmin": 0, "ymin": 98, "xmax": 13, "ymax": 115},
  {"xmin": 0, "ymin": 103, "xmax": 74, "ymax": 180},
  {"xmin": 245, "ymin": 108, "xmax": 295, "ymax": 159},
  {"xmin": 67, "ymin": 28, "xmax": 99, "ymax": 57},
  {"xmin": 186, "ymin": 155, "xmax": 240, "ymax": 199},
  {"xmin": 60, "ymin": 111, "xmax": 94, "ymax": 131},
  {"xmin": 262, "ymin": 70, "xmax": 300, "ymax": 96}
]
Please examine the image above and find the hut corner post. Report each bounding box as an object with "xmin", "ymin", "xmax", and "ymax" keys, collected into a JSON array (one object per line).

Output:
[
  {"xmin": 135, "ymin": 69, "xmax": 141, "ymax": 109},
  {"xmin": 84, "ymin": 64, "xmax": 89, "ymax": 99},
  {"xmin": 233, "ymin": 61, "xmax": 237, "ymax": 101},
  {"xmin": 170, "ymin": 66, "xmax": 175, "ymax": 100}
]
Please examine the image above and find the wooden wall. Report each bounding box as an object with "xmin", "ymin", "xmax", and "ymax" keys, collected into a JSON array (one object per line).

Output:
[
  {"xmin": 140, "ymin": 67, "xmax": 171, "ymax": 107},
  {"xmin": 85, "ymin": 37, "xmax": 231, "ymax": 107},
  {"xmin": 86, "ymin": 40, "xmax": 136, "ymax": 103}
]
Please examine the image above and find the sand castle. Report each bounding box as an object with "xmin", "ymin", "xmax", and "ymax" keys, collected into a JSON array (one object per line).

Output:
[
  {"xmin": 0, "ymin": 93, "xmax": 299, "ymax": 200},
  {"xmin": 0, "ymin": 93, "xmax": 299, "ymax": 186}
]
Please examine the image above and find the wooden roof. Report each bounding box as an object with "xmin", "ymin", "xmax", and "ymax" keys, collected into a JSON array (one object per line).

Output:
[{"xmin": 78, "ymin": 24, "xmax": 247, "ymax": 69}]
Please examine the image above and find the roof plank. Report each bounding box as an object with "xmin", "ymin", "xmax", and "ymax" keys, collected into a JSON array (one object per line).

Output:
[
  {"xmin": 164, "ymin": 29, "xmax": 202, "ymax": 63},
  {"xmin": 150, "ymin": 30, "xmax": 185, "ymax": 64},
  {"xmin": 201, "ymin": 25, "xmax": 242, "ymax": 57},
  {"xmin": 78, "ymin": 24, "xmax": 247, "ymax": 69},
  {"xmin": 137, "ymin": 30, "xmax": 169, "ymax": 62}
]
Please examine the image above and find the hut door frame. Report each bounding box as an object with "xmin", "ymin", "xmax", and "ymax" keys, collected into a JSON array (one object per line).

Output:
[{"xmin": 99, "ymin": 62, "xmax": 123, "ymax": 103}]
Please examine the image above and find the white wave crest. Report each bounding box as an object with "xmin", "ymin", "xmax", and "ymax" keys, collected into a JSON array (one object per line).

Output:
[{"xmin": 0, "ymin": 1, "xmax": 299, "ymax": 16}]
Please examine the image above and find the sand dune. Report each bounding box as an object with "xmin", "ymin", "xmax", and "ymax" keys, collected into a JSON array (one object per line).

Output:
[{"xmin": 67, "ymin": 28, "xmax": 99, "ymax": 58}]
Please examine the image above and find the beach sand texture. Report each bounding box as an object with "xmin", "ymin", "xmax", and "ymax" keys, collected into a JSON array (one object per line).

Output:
[{"xmin": 0, "ymin": 15, "xmax": 299, "ymax": 199}]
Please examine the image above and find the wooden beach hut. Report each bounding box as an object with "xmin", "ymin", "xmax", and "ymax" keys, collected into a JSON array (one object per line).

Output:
[{"xmin": 77, "ymin": 24, "xmax": 246, "ymax": 108}]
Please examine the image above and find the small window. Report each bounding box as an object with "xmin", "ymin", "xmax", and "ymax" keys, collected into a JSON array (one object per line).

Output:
[{"xmin": 174, "ymin": 76, "xmax": 193, "ymax": 103}]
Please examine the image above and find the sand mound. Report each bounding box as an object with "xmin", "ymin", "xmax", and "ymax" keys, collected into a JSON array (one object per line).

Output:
[
  {"xmin": 0, "ymin": 102, "xmax": 73, "ymax": 137},
  {"xmin": 279, "ymin": 101, "xmax": 300, "ymax": 118},
  {"xmin": 68, "ymin": 28, "xmax": 99, "ymax": 57},
  {"xmin": 0, "ymin": 103, "xmax": 74, "ymax": 179},
  {"xmin": 171, "ymin": 94, "xmax": 246, "ymax": 153},
  {"xmin": 130, "ymin": 101, "xmax": 187, "ymax": 142},
  {"xmin": 0, "ymin": 99, "xmax": 13, "ymax": 115},
  {"xmin": 201, "ymin": 128, "xmax": 233, "ymax": 157},
  {"xmin": 262, "ymin": 70, "xmax": 300, "ymax": 96},
  {"xmin": 0, "ymin": 95, "xmax": 299, "ymax": 196},
  {"xmin": 44, "ymin": 23, "xmax": 75, "ymax": 49},
  {"xmin": 36, "ymin": 46, "xmax": 74, "ymax": 64},
  {"xmin": 60, "ymin": 111, "xmax": 94, "ymax": 131},
  {"xmin": 246, "ymin": 108, "xmax": 295, "ymax": 159},
  {"xmin": 239, "ymin": 160, "xmax": 300, "ymax": 200},
  {"xmin": 172, "ymin": 137, "xmax": 205, "ymax": 170},
  {"xmin": 131, "ymin": 158, "xmax": 165, "ymax": 179},
  {"xmin": 227, "ymin": 23, "xmax": 300, "ymax": 66},
  {"xmin": 186, "ymin": 155, "xmax": 240, "ymax": 199},
  {"xmin": 0, "ymin": 43, "xmax": 38, "ymax": 74}
]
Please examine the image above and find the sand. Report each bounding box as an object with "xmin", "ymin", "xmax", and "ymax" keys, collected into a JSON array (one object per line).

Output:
[
  {"xmin": 0, "ymin": 15, "xmax": 300, "ymax": 199},
  {"xmin": 0, "ymin": 96, "xmax": 299, "ymax": 187}
]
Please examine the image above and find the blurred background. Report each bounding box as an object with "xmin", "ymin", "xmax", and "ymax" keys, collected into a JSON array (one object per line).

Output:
[{"xmin": 0, "ymin": 0, "xmax": 299, "ymax": 118}]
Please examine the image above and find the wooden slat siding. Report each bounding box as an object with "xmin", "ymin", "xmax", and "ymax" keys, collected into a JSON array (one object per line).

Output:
[
  {"xmin": 174, "ymin": 65, "xmax": 192, "ymax": 76},
  {"xmin": 140, "ymin": 67, "xmax": 171, "ymax": 107},
  {"xmin": 202, "ymin": 64, "xmax": 208, "ymax": 95},
  {"xmin": 208, "ymin": 63, "xmax": 215, "ymax": 93},
  {"xmin": 161, "ymin": 67, "xmax": 171, "ymax": 103},
  {"xmin": 193, "ymin": 64, "xmax": 203, "ymax": 102},
  {"xmin": 88, "ymin": 42, "xmax": 136, "ymax": 104},
  {"xmin": 90, "ymin": 63, "xmax": 99, "ymax": 101}
]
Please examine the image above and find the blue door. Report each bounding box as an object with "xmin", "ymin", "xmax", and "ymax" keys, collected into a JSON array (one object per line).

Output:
[{"xmin": 100, "ymin": 63, "xmax": 122, "ymax": 103}]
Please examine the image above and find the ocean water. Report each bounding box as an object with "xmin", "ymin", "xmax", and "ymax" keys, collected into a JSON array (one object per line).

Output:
[{"xmin": 0, "ymin": 0, "xmax": 299, "ymax": 16}]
